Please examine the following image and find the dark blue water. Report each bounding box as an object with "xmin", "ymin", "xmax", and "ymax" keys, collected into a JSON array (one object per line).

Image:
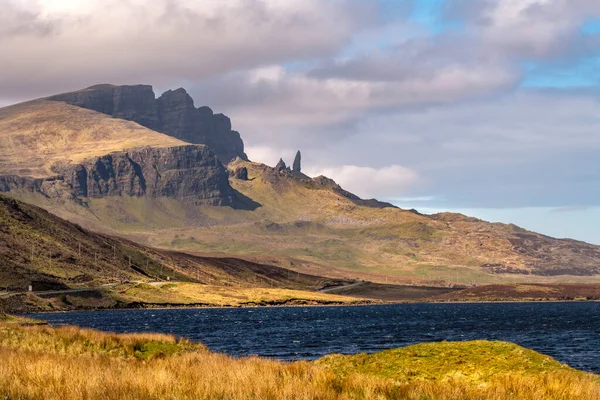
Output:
[{"xmin": 28, "ymin": 302, "xmax": 600, "ymax": 373}]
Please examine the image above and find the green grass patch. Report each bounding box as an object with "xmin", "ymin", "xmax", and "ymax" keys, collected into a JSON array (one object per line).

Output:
[
  {"xmin": 133, "ymin": 342, "xmax": 185, "ymax": 360},
  {"xmin": 317, "ymin": 340, "xmax": 571, "ymax": 383}
]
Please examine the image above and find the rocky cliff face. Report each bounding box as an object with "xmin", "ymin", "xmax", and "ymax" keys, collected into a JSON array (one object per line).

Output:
[
  {"xmin": 49, "ymin": 85, "xmax": 247, "ymax": 164},
  {"xmin": 0, "ymin": 145, "xmax": 237, "ymax": 206}
]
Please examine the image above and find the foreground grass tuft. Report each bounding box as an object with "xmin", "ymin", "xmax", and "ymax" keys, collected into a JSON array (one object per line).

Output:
[
  {"xmin": 0, "ymin": 321, "xmax": 598, "ymax": 399},
  {"xmin": 0, "ymin": 323, "xmax": 204, "ymax": 360}
]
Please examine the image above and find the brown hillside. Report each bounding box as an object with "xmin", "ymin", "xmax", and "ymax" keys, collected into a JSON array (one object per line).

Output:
[
  {"xmin": 431, "ymin": 283, "xmax": 600, "ymax": 302},
  {"xmin": 0, "ymin": 194, "xmax": 363, "ymax": 314}
]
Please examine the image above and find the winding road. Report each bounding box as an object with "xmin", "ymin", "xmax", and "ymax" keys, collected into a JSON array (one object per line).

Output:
[
  {"xmin": 0, "ymin": 283, "xmax": 120, "ymax": 298},
  {"xmin": 318, "ymin": 281, "xmax": 368, "ymax": 294}
]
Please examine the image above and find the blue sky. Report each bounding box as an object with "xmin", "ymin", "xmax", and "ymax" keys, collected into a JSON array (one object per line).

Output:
[{"xmin": 0, "ymin": 0, "xmax": 599, "ymax": 243}]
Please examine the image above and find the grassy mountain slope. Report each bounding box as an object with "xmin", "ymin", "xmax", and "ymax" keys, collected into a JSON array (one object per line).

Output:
[
  {"xmin": 136, "ymin": 160, "xmax": 600, "ymax": 285},
  {"xmin": 0, "ymin": 194, "xmax": 364, "ymax": 312},
  {"xmin": 4, "ymin": 159, "xmax": 600, "ymax": 288},
  {"xmin": 1, "ymin": 92, "xmax": 599, "ymax": 287},
  {"xmin": 0, "ymin": 100, "xmax": 185, "ymax": 177}
]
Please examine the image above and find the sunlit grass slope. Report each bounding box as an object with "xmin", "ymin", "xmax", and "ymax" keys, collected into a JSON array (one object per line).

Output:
[
  {"xmin": 3, "ymin": 282, "xmax": 365, "ymax": 314},
  {"xmin": 0, "ymin": 100, "xmax": 185, "ymax": 177},
  {"xmin": 115, "ymin": 282, "xmax": 362, "ymax": 307},
  {"xmin": 136, "ymin": 160, "xmax": 600, "ymax": 286},
  {"xmin": 1, "ymin": 194, "xmax": 356, "ymax": 313},
  {"xmin": 0, "ymin": 322, "xmax": 598, "ymax": 399}
]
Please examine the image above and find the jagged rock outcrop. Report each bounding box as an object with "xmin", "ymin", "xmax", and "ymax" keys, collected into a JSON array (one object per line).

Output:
[
  {"xmin": 233, "ymin": 167, "xmax": 248, "ymax": 181},
  {"xmin": 49, "ymin": 85, "xmax": 248, "ymax": 163},
  {"xmin": 1, "ymin": 145, "xmax": 238, "ymax": 206},
  {"xmin": 156, "ymin": 89, "xmax": 246, "ymax": 163},
  {"xmin": 275, "ymin": 159, "xmax": 288, "ymax": 172},
  {"xmin": 293, "ymin": 151, "xmax": 302, "ymax": 173}
]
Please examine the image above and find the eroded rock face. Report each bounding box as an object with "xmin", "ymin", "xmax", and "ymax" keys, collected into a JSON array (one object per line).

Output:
[
  {"xmin": 0, "ymin": 145, "xmax": 237, "ymax": 206},
  {"xmin": 49, "ymin": 85, "xmax": 247, "ymax": 163},
  {"xmin": 63, "ymin": 145, "xmax": 235, "ymax": 205}
]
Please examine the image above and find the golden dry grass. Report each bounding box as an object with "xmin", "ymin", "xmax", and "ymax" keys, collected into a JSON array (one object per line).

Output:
[
  {"xmin": 116, "ymin": 282, "xmax": 363, "ymax": 306},
  {"xmin": 0, "ymin": 100, "xmax": 185, "ymax": 177},
  {"xmin": 0, "ymin": 322, "xmax": 599, "ymax": 399},
  {"xmin": 0, "ymin": 323, "xmax": 204, "ymax": 359}
]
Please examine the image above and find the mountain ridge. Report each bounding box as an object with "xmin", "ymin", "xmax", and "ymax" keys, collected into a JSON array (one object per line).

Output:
[{"xmin": 1, "ymin": 85, "xmax": 599, "ymax": 286}]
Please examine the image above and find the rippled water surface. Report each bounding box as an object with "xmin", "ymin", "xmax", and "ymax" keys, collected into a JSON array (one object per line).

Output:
[{"xmin": 29, "ymin": 302, "xmax": 600, "ymax": 373}]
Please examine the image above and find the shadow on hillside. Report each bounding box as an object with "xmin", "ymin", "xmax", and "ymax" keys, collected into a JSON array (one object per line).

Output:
[{"xmin": 232, "ymin": 190, "xmax": 261, "ymax": 211}]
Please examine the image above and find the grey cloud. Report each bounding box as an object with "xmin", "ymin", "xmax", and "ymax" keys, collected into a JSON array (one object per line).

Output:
[
  {"xmin": 0, "ymin": 0, "xmax": 377, "ymax": 102},
  {"xmin": 307, "ymin": 35, "xmax": 495, "ymax": 82},
  {"xmin": 187, "ymin": 60, "xmax": 519, "ymax": 147},
  {"xmin": 0, "ymin": 1, "xmax": 62, "ymax": 37},
  {"xmin": 305, "ymin": 0, "xmax": 600, "ymax": 94}
]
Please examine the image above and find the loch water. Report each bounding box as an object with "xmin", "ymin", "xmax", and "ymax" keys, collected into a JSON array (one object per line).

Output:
[{"xmin": 28, "ymin": 302, "xmax": 600, "ymax": 373}]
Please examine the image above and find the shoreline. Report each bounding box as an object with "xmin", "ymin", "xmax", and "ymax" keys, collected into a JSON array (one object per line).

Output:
[{"xmin": 20, "ymin": 298, "xmax": 600, "ymax": 316}]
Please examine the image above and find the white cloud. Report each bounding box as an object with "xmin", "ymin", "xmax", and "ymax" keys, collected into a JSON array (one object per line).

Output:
[
  {"xmin": 304, "ymin": 164, "xmax": 420, "ymax": 199},
  {"xmin": 245, "ymin": 145, "xmax": 297, "ymax": 167}
]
